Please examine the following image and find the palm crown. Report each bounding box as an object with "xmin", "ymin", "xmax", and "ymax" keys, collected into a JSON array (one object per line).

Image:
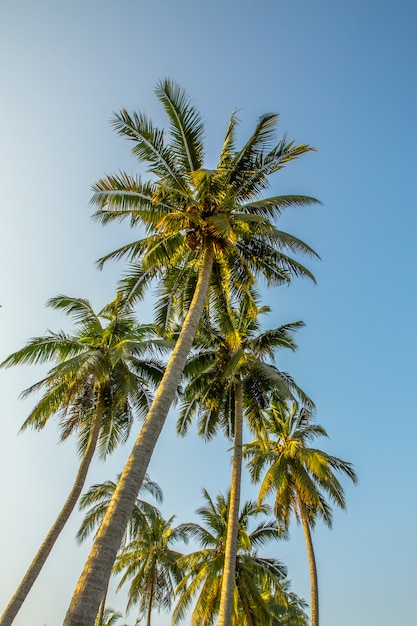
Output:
[
  {"xmin": 114, "ymin": 509, "xmax": 188, "ymax": 625},
  {"xmin": 91, "ymin": 78, "xmax": 319, "ymax": 309},
  {"xmin": 178, "ymin": 292, "xmax": 313, "ymax": 441},
  {"xmin": 173, "ymin": 489, "xmax": 304, "ymax": 626},
  {"xmin": 245, "ymin": 401, "xmax": 357, "ymax": 530},
  {"xmin": 2, "ymin": 295, "xmax": 166, "ymax": 457}
]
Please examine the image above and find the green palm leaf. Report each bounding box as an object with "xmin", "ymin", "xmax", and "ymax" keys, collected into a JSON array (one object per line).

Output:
[{"xmin": 155, "ymin": 77, "xmax": 205, "ymax": 173}]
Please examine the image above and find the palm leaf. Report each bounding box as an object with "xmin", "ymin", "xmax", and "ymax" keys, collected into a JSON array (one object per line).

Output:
[
  {"xmin": 155, "ymin": 77, "xmax": 205, "ymax": 172},
  {"xmin": 111, "ymin": 108, "xmax": 187, "ymax": 193}
]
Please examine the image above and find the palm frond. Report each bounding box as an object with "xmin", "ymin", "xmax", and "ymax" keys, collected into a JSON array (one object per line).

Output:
[
  {"xmin": 111, "ymin": 108, "xmax": 188, "ymax": 193},
  {"xmin": 155, "ymin": 78, "xmax": 205, "ymax": 172},
  {"xmin": 241, "ymin": 194, "xmax": 321, "ymax": 219},
  {"xmin": 217, "ymin": 108, "xmax": 240, "ymax": 170}
]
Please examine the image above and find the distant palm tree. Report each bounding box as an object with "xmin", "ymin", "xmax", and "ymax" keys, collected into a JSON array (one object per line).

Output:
[
  {"xmin": 178, "ymin": 292, "xmax": 312, "ymax": 625},
  {"xmin": 97, "ymin": 607, "xmax": 130, "ymax": 626},
  {"xmin": 114, "ymin": 509, "xmax": 188, "ymax": 626},
  {"xmin": 173, "ymin": 489, "xmax": 304, "ymax": 626},
  {"xmin": 77, "ymin": 475, "xmax": 163, "ymax": 546},
  {"xmin": 245, "ymin": 401, "xmax": 358, "ymax": 626},
  {"xmin": 98, "ymin": 607, "xmax": 124, "ymax": 626},
  {"xmin": 0, "ymin": 295, "xmax": 165, "ymax": 626},
  {"xmin": 64, "ymin": 78, "xmax": 319, "ymax": 626},
  {"xmin": 78, "ymin": 475, "xmax": 163, "ymax": 625},
  {"xmin": 263, "ymin": 579, "xmax": 309, "ymax": 625}
]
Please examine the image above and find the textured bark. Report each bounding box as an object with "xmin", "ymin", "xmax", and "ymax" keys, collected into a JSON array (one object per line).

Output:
[
  {"xmin": 299, "ymin": 500, "xmax": 319, "ymax": 626},
  {"xmin": 64, "ymin": 247, "xmax": 214, "ymax": 626},
  {"xmin": 218, "ymin": 379, "xmax": 243, "ymax": 626},
  {"xmin": 0, "ymin": 390, "xmax": 106, "ymax": 626}
]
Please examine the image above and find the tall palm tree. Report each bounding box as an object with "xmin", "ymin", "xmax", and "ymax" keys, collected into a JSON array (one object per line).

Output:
[
  {"xmin": 244, "ymin": 402, "xmax": 358, "ymax": 626},
  {"xmin": 77, "ymin": 475, "xmax": 163, "ymax": 626},
  {"xmin": 173, "ymin": 489, "xmax": 304, "ymax": 626},
  {"xmin": 114, "ymin": 509, "xmax": 188, "ymax": 626},
  {"xmin": 178, "ymin": 293, "xmax": 313, "ymax": 626},
  {"xmin": 64, "ymin": 78, "xmax": 319, "ymax": 626},
  {"xmin": 0, "ymin": 295, "xmax": 165, "ymax": 626}
]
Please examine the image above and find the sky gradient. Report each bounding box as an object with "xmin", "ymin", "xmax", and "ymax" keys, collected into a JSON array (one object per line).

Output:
[{"xmin": 1, "ymin": 1, "xmax": 416, "ymax": 625}]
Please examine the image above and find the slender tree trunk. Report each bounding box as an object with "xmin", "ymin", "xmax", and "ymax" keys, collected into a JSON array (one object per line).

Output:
[
  {"xmin": 94, "ymin": 599, "xmax": 104, "ymax": 626},
  {"xmin": 64, "ymin": 246, "xmax": 214, "ymax": 626},
  {"xmin": 218, "ymin": 379, "xmax": 243, "ymax": 626},
  {"xmin": 0, "ymin": 390, "xmax": 106, "ymax": 626},
  {"xmin": 146, "ymin": 575, "xmax": 155, "ymax": 626},
  {"xmin": 93, "ymin": 579, "xmax": 108, "ymax": 626},
  {"xmin": 299, "ymin": 500, "xmax": 319, "ymax": 626}
]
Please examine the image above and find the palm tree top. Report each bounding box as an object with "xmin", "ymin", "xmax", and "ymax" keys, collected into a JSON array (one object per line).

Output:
[
  {"xmin": 90, "ymin": 79, "xmax": 320, "ymax": 307},
  {"xmin": 114, "ymin": 507, "xmax": 188, "ymax": 621},
  {"xmin": 178, "ymin": 291, "xmax": 313, "ymax": 442},
  {"xmin": 245, "ymin": 401, "xmax": 358, "ymax": 528},
  {"xmin": 1, "ymin": 294, "xmax": 166, "ymax": 457}
]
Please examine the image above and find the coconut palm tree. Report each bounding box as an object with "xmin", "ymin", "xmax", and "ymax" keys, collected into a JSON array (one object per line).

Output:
[
  {"xmin": 114, "ymin": 509, "xmax": 188, "ymax": 626},
  {"xmin": 244, "ymin": 401, "xmax": 358, "ymax": 626},
  {"xmin": 178, "ymin": 292, "xmax": 313, "ymax": 625},
  {"xmin": 173, "ymin": 489, "xmax": 304, "ymax": 626},
  {"xmin": 64, "ymin": 78, "xmax": 319, "ymax": 626},
  {"xmin": 77, "ymin": 475, "xmax": 163, "ymax": 626},
  {"xmin": 0, "ymin": 295, "xmax": 166, "ymax": 626}
]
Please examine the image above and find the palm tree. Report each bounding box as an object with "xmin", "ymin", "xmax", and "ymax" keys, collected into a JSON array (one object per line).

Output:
[
  {"xmin": 178, "ymin": 292, "xmax": 313, "ymax": 626},
  {"xmin": 114, "ymin": 509, "xmax": 188, "ymax": 626},
  {"xmin": 244, "ymin": 401, "xmax": 358, "ymax": 626},
  {"xmin": 64, "ymin": 78, "xmax": 319, "ymax": 626},
  {"xmin": 173, "ymin": 489, "xmax": 304, "ymax": 626},
  {"xmin": 77, "ymin": 475, "xmax": 163, "ymax": 626},
  {"xmin": 0, "ymin": 295, "xmax": 165, "ymax": 626}
]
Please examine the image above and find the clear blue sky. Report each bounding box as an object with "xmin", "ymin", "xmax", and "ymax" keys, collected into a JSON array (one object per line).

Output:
[{"xmin": 1, "ymin": 1, "xmax": 416, "ymax": 625}]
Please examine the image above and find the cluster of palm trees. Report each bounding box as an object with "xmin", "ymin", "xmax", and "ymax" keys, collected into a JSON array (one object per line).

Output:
[
  {"xmin": 76, "ymin": 476, "xmax": 309, "ymax": 626},
  {"xmin": 1, "ymin": 79, "xmax": 356, "ymax": 626}
]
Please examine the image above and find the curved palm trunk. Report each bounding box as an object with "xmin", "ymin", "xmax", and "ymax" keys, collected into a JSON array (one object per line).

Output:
[
  {"xmin": 299, "ymin": 499, "xmax": 319, "ymax": 626},
  {"xmin": 0, "ymin": 390, "xmax": 106, "ymax": 626},
  {"xmin": 64, "ymin": 246, "xmax": 214, "ymax": 626},
  {"xmin": 218, "ymin": 379, "xmax": 243, "ymax": 626}
]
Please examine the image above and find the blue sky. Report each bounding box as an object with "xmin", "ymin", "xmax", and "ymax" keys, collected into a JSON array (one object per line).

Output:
[{"xmin": 1, "ymin": 1, "xmax": 416, "ymax": 624}]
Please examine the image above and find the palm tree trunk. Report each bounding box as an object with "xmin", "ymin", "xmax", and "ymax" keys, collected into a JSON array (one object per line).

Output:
[
  {"xmin": 146, "ymin": 575, "xmax": 155, "ymax": 626},
  {"xmin": 93, "ymin": 579, "xmax": 109, "ymax": 626},
  {"xmin": 299, "ymin": 500, "xmax": 319, "ymax": 626},
  {"xmin": 0, "ymin": 390, "xmax": 106, "ymax": 626},
  {"xmin": 218, "ymin": 379, "xmax": 243, "ymax": 626},
  {"xmin": 64, "ymin": 246, "xmax": 214, "ymax": 626}
]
